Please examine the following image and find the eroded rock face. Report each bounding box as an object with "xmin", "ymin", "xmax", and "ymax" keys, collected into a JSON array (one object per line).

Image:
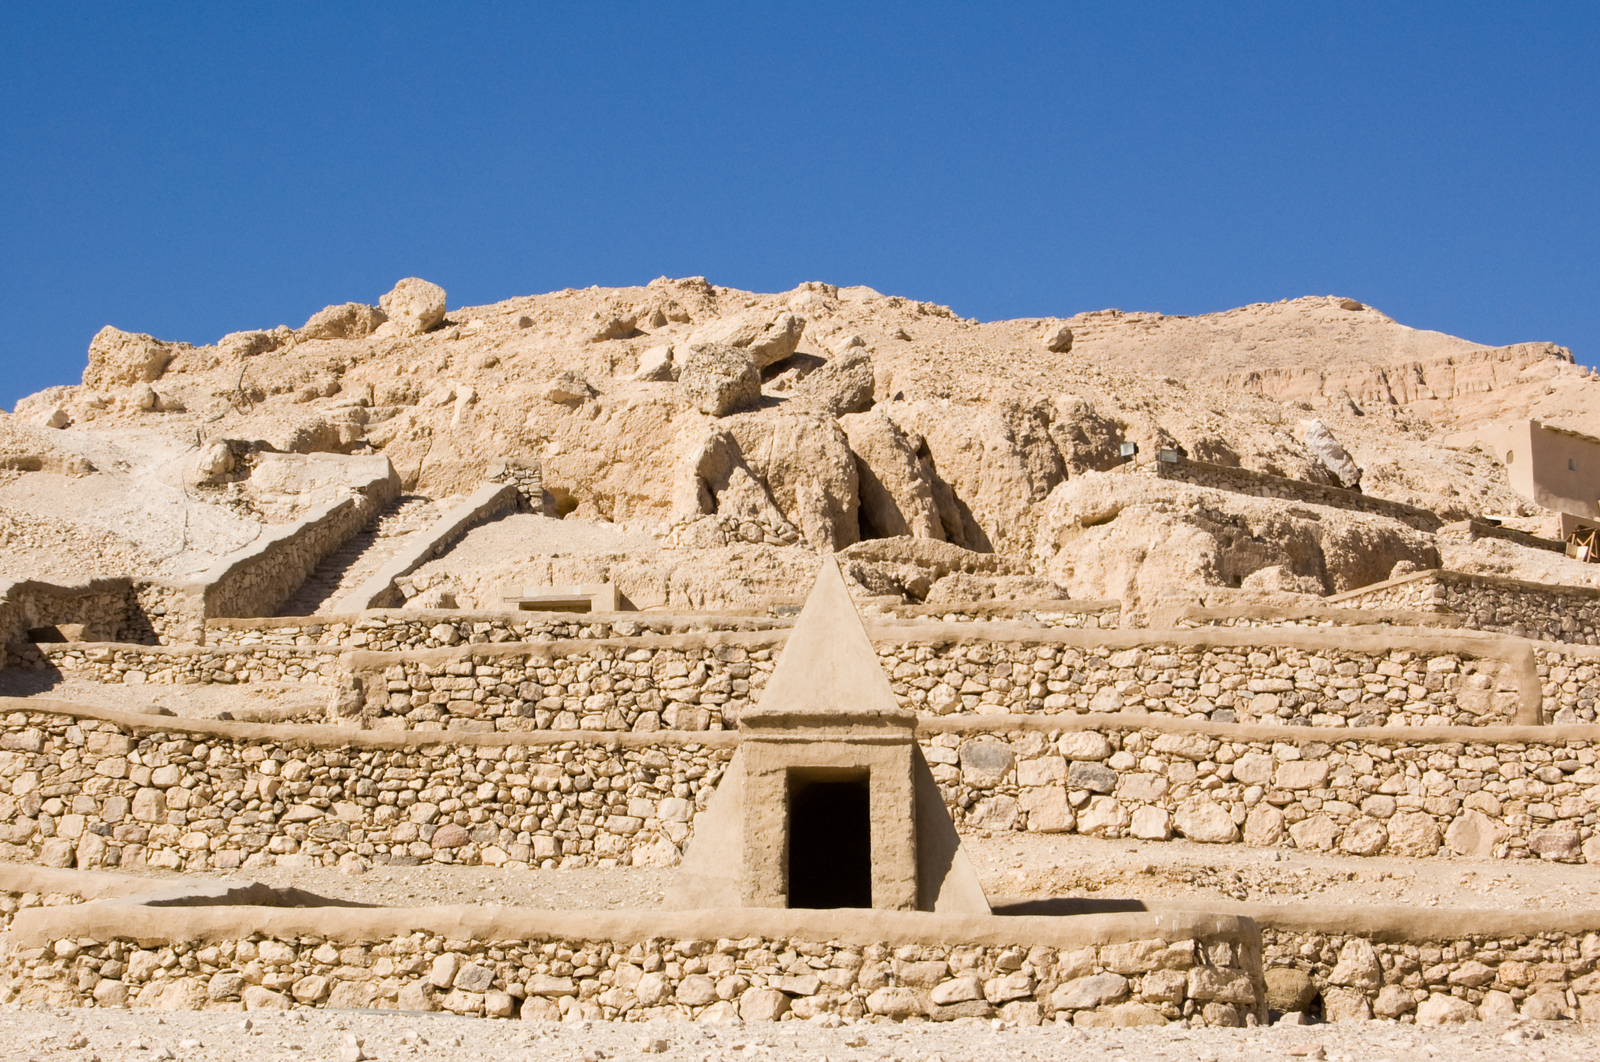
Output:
[
  {"xmin": 1034, "ymin": 473, "xmax": 1439, "ymax": 608},
  {"xmin": 299, "ymin": 302, "xmax": 387, "ymax": 341},
  {"xmin": 379, "ymin": 278, "xmax": 447, "ymax": 337},
  {"xmin": 729, "ymin": 413, "xmax": 860, "ymax": 551},
  {"xmin": 839, "ymin": 410, "xmax": 945, "ymax": 540},
  {"xmin": 83, "ymin": 326, "xmax": 179, "ymax": 388},
  {"xmin": 685, "ymin": 311, "xmax": 806, "ymax": 368}
]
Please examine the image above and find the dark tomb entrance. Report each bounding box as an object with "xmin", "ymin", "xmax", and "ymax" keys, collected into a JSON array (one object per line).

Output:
[{"xmin": 787, "ymin": 772, "xmax": 872, "ymax": 908}]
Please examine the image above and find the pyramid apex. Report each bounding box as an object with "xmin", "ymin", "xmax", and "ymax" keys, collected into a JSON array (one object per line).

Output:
[{"xmin": 740, "ymin": 555, "xmax": 914, "ymax": 729}]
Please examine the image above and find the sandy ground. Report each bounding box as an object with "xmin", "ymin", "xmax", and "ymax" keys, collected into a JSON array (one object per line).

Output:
[
  {"xmin": 22, "ymin": 831, "xmax": 1591, "ymax": 917},
  {"xmin": 0, "ymin": 1003, "xmax": 1594, "ymax": 1061}
]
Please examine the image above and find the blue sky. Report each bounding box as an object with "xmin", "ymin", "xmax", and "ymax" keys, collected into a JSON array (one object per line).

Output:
[{"xmin": 2, "ymin": 2, "xmax": 1596, "ymax": 408}]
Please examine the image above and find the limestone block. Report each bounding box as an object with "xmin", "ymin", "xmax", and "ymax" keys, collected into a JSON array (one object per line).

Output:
[
  {"xmin": 1052, "ymin": 974, "xmax": 1129, "ymax": 1010},
  {"xmin": 1329, "ymin": 940, "xmax": 1381, "ymax": 991},
  {"xmin": 1322, "ymin": 986, "xmax": 1372, "ymax": 1022},
  {"xmin": 1264, "ymin": 967, "xmax": 1315, "ymax": 1013},
  {"xmin": 1416, "ymin": 994, "xmax": 1476, "ymax": 1026},
  {"xmin": 1174, "ymin": 798, "xmax": 1237, "ymax": 843},
  {"xmin": 1446, "ymin": 809, "xmax": 1508, "ymax": 857}
]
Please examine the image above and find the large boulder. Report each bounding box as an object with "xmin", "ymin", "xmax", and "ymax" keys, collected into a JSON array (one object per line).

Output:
[
  {"xmin": 839, "ymin": 410, "xmax": 945, "ymax": 540},
  {"xmin": 83, "ymin": 326, "xmax": 179, "ymax": 388},
  {"xmin": 379, "ymin": 278, "xmax": 448, "ymax": 337},
  {"xmin": 1300, "ymin": 419, "xmax": 1361, "ymax": 488},
  {"xmin": 299, "ymin": 302, "xmax": 388, "ymax": 341},
  {"xmin": 686, "ymin": 311, "xmax": 806, "ymax": 368},
  {"xmin": 793, "ymin": 349, "xmax": 875, "ymax": 417},
  {"xmin": 679, "ymin": 343, "xmax": 761, "ymax": 417}
]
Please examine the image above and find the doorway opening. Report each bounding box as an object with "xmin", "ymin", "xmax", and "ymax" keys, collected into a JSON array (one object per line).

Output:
[{"xmin": 787, "ymin": 771, "xmax": 872, "ymax": 908}]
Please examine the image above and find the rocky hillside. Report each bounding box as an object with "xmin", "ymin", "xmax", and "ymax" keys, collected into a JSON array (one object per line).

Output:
[{"xmin": 4, "ymin": 276, "xmax": 1595, "ymax": 610}]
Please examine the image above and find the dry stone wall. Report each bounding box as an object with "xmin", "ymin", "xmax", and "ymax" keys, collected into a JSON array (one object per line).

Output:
[
  {"xmin": 26, "ymin": 626, "xmax": 1542, "ymax": 732},
  {"xmin": 927, "ymin": 722, "xmax": 1600, "ymax": 864},
  {"xmin": 1331, "ymin": 570, "xmax": 1600, "ymax": 646},
  {"xmin": 2, "ymin": 704, "xmax": 1599, "ymax": 873},
  {"xmin": 1263, "ymin": 927, "xmax": 1600, "ymax": 1024},
  {"xmin": 0, "ymin": 911, "xmax": 1263, "ymax": 1027},
  {"xmin": 204, "ymin": 612, "xmax": 789, "ymax": 650},
  {"xmin": 0, "ymin": 707, "xmax": 733, "ymax": 873},
  {"xmin": 28, "ymin": 643, "xmax": 347, "ymax": 688},
  {"xmin": 0, "ymin": 577, "xmax": 203, "ymax": 661}
]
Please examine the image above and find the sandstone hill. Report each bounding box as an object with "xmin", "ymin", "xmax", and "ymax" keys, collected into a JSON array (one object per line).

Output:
[{"xmin": 4, "ymin": 277, "xmax": 1596, "ymax": 612}]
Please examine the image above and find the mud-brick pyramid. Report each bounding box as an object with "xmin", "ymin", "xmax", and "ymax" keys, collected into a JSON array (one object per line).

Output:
[{"xmin": 667, "ymin": 556, "xmax": 989, "ymax": 913}]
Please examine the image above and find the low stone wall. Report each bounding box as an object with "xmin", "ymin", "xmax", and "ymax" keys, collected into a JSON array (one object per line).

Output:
[
  {"xmin": 351, "ymin": 628, "xmax": 1536, "ymax": 733},
  {"xmin": 1147, "ymin": 460, "xmax": 1440, "ymax": 532},
  {"xmin": 0, "ymin": 902, "xmax": 1264, "ymax": 1026},
  {"xmin": 31, "ymin": 642, "xmax": 347, "ymax": 688},
  {"xmin": 0, "ymin": 458, "xmax": 399, "ymax": 664},
  {"xmin": 32, "ymin": 626, "xmax": 1541, "ymax": 733},
  {"xmin": 330, "ymin": 482, "xmax": 520, "ymax": 613},
  {"xmin": 204, "ymin": 611, "xmax": 790, "ymax": 650},
  {"xmin": 1177, "ymin": 606, "xmax": 1460, "ymax": 631},
  {"xmin": 0, "ymin": 704, "xmax": 735, "ymax": 873},
  {"xmin": 1330, "ymin": 570, "xmax": 1600, "ymax": 647},
  {"xmin": 868, "ymin": 601, "xmax": 1123, "ymax": 630},
  {"xmin": 2, "ymin": 702, "xmax": 1598, "ymax": 873},
  {"xmin": 924, "ymin": 719, "xmax": 1600, "ymax": 863},
  {"xmin": 1262, "ymin": 921, "xmax": 1600, "ymax": 1023}
]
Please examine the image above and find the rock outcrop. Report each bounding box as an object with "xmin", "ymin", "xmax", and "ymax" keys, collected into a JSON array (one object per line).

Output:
[{"xmin": 379, "ymin": 278, "xmax": 447, "ymax": 337}]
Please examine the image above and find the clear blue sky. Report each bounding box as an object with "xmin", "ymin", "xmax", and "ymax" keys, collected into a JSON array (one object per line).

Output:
[{"xmin": 3, "ymin": 2, "xmax": 1596, "ymax": 409}]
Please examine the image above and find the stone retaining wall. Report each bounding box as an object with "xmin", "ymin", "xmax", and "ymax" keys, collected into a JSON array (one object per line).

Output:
[
  {"xmin": 0, "ymin": 904, "xmax": 1263, "ymax": 1026},
  {"xmin": 0, "ymin": 577, "xmax": 203, "ymax": 660},
  {"xmin": 25, "ymin": 642, "xmax": 347, "ymax": 688},
  {"xmin": 1263, "ymin": 926, "xmax": 1600, "ymax": 1024},
  {"xmin": 1330, "ymin": 570, "xmax": 1600, "ymax": 647},
  {"xmin": 1540, "ymin": 646, "xmax": 1600, "ymax": 725},
  {"xmin": 923, "ymin": 720, "xmax": 1600, "ymax": 864},
  {"xmin": 352, "ymin": 632, "xmax": 1533, "ymax": 733},
  {"xmin": 2, "ymin": 703, "xmax": 1599, "ymax": 873},
  {"xmin": 28, "ymin": 627, "xmax": 1542, "ymax": 732},
  {"xmin": 203, "ymin": 611, "xmax": 790, "ymax": 650},
  {"xmin": 0, "ymin": 706, "xmax": 735, "ymax": 873},
  {"xmin": 1147, "ymin": 460, "xmax": 1440, "ymax": 532}
]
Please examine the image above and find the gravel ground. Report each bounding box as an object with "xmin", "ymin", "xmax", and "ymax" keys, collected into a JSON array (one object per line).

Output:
[{"xmin": 0, "ymin": 1005, "xmax": 1594, "ymax": 1061}]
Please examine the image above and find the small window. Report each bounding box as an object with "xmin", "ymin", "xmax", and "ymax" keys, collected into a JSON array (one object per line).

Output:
[
  {"xmin": 1571, "ymin": 458, "xmax": 1578, "ymax": 471},
  {"xmin": 1505, "ymin": 450, "xmax": 1514, "ymax": 465}
]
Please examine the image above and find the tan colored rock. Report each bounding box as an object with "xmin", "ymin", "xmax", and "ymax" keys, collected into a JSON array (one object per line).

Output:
[
  {"xmin": 1446, "ymin": 809, "xmax": 1508, "ymax": 857},
  {"xmin": 840, "ymin": 410, "xmax": 945, "ymax": 540},
  {"xmin": 379, "ymin": 278, "xmax": 447, "ymax": 336},
  {"xmin": 1385, "ymin": 811, "xmax": 1442, "ymax": 857},
  {"xmin": 1040, "ymin": 322, "xmax": 1074, "ymax": 353},
  {"xmin": 680, "ymin": 343, "xmax": 761, "ymax": 417},
  {"xmin": 729, "ymin": 413, "xmax": 860, "ymax": 550},
  {"xmin": 83, "ymin": 326, "xmax": 178, "ymax": 388},
  {"xmin": 298, "ymin": 303, "xmax": 387, "ymax": 341},
  {"xmin": 792, "ymin": 349, "xmax": 874, "ymax": 417},
  {"xmin": 1243, "ymin": 805, "xmax": 1285, "ymax": 846},
  {"xmin": 1263, "ymin": 967, "xmax": 1315, "ymax": 1013},
  {"xmin": 1173, "ymin": 797, "xmax": 1238, "ymax": 843}
]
